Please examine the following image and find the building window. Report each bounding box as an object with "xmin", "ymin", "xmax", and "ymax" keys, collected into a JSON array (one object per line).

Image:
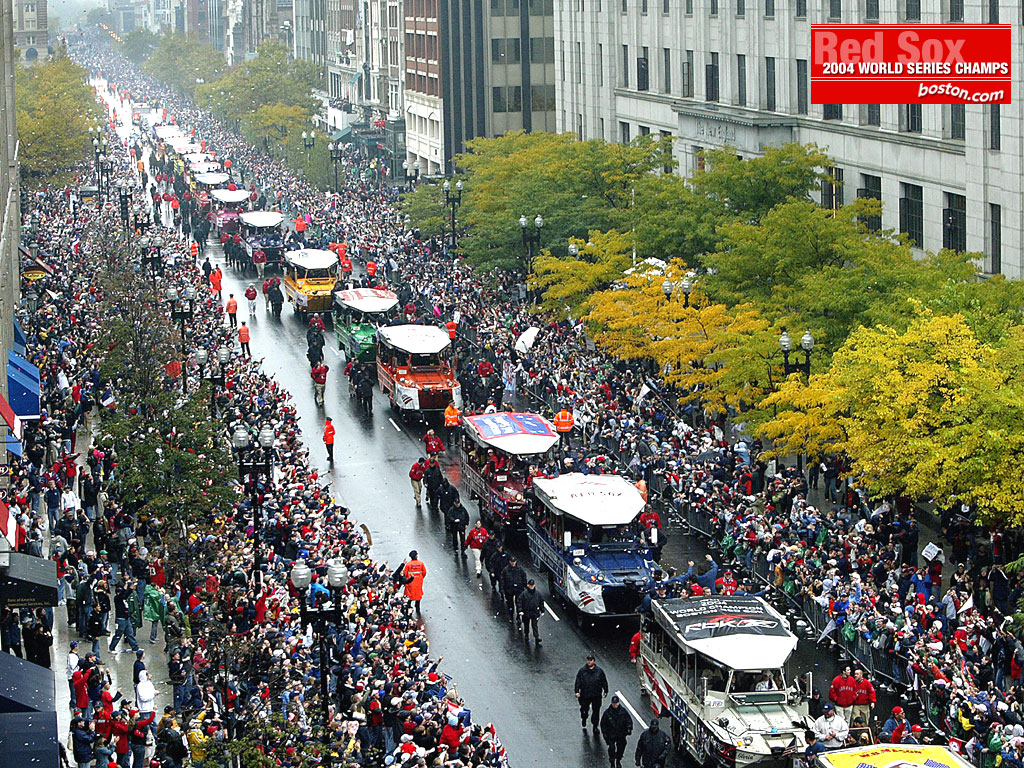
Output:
[
  {"xmin": 903, "ymin": 0, "xmax": 920, "ymax": 20},
  {"xmin": 574, "ymin": 42, "xmax": 582, "ymax": 83},
  {"xmin": 899, "ymin": 104, "xmax": 922, "ymax": 133},
  {"xmin": 987, "ymin": 0, "xmax": 998, "ymax": 22},
  {"xmin": 865, "ymin": 0, "xmax": 878, "ymax": 18},
  {"xmin": 857, "ymin": 174, "xmax": 882, "ymax": 231},
  {"xmin": 491, "ymin": 38, "xmax": 521, "ymax": 63},
  {"xmin": 737, "ymin": 0, "xmax": 744, "ymax": 15},
  {"xmin": 663, "ymin": 0, "xmax": 669, "ymax": 12},
  {"xmin": 795, "ymin": 0, "xmax": 805, "ymax": 15},
  {"xmin": 948, "ymin": 0, "xmax": 963, "ymax": 21},
  {"xmin": 577, "ymin": 114, "xmax": 584, "ymax": 138},
  {"xmin": 989, "ymin": 203, "xmax": 1001, "ymax": 273},
  {"xmin": 531, "ymin": 84, "xmax": 556, "ymax": 110},
  {"xmin": 621, "ymin": 0, "xmax": 627, "ymax": 11},
  {"xmin": 685, "ymin": 0, "xmax": 692, "ymax": 11},
  {"xmin": 620, "ymin": 121, "xmax": 631, "ymax": 143},
  {"xmin": 899, "ymin": 182, "xmax": 924, "ymax": 246},
  {"xmin": 943, "ymin": 192, "xmax": 966, "ymax": 252},
  {"xmin": 736, "ymin": 54, "xmax": 746, "ymax": 106},
  {"xmin": 796, "ymin": 59, "xmax": 808, "ymax": 114},
  {"xmin": 823, "ymin": 104, "xmax": 842, "ymax": 120},
  {"xmin": 693, "ymin": 145, "xmax": 705, "ymax": 172},
  {"xmin": 530, "ymin": 37, "xmax": 554, "ymax": 63},
  {"xmin": 662, "ymin": 48, "xmax": 671, "ymax": 93},
  {"xmin": 705, "ymin": 52, "xmax": 719, "ymax": 102},
  {"xmin": 528, "ymin": 0, "xmax": 554, "ymax": 12},
  {"xmin": 642, "ymin": 0, "xmax": 648, "ymax": 12},
  {"xmin": 949, "ymin": 104, "xmax": 965, "ymax": 140},
  {"xmin": 710, "ymin": 0, "xmax": 718, "ymax": 13},
  {"xmin": 821, "ymin": 167, "xmax": 843, "ymax": 210},
  {"xmin": 597, "ymin": 43, "xmax": 604, "ymax": 85},
  {"xmin": 865, "ymin": 104, "xmax": 881, "ymax": 125},
  {"xmin": 828, "ymin": 0, "xmax": 840, "ymax": 18},
  {"xmin": 493, "ymin": 86, "xmax": 522, "ymax": 112},
  {"xmin": 639, "ymin": 125, "xmax": 650, "ymax": 136},
  {"xmin": 661, "ymin": 130, "xmax": 674, "ymax": 173},
  {"xmin": 989, "ymin": 104, "xmax": 1001, "ymax": 150},
  {"xmin": 622, "ymin": 44, "xmax": 629, "ymax": 87},
  {"xmin": 764, "ymin": 56, "xmax": 775, "ymax": 111},
  {"xmin": 637, "ymin": 48, "xmax": 650, "ymax": 90},
  {"xmin": 682, "ymin": 50, "xmax": 694, "ymax": 96},
  {"xmin": 765, "ymin": 0, "xmax": 774, "ymax": 15}
]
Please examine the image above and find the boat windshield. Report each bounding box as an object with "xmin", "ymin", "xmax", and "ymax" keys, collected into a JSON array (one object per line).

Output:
[
  {"xmin": 588, "ymin": 522, "xmax": 643, "ymax": 549},
  {"xmin": 304, "ymin": 267, "xmax": 335, "ymax": 280},
  {"xmin": 409, "ymin": 352, "xmax": 442, "ymax": 369}
]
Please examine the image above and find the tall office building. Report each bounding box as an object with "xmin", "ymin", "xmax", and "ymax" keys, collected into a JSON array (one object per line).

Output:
[
  {"xmin": 294, "ymin": 0, "xmax": 327, "ymax": 64},
  {"xmin": 555, "ymin": 0, "xmax": 1021, "ymax": 278},
  {"xmin": 405, "ymin": 0, "xmax": 556, "ymax": 176},
  {"xmin": 12, "ymin": 0, "xmax": 46, "ymax": 61},
  {"xmin": 1, "ymin": 0, "xmax": 21, "ymax": 401}
]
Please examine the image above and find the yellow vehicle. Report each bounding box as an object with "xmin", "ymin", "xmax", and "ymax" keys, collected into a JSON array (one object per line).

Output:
[{"xmin": 283, "ymin": 248, "xmax": 340, "ymax": 318}]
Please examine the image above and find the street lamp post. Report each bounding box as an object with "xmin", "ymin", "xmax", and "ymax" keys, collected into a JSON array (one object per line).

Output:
[
  {"xmin": 236, "ymin": 424, "xmax": 275, "ymax": 532},
  {"xmin": 302, "ymin": 130, "xmax": 316, "ymax": 156},
  {"xmin": 328, "ymin": 142, "xmax": 344, "ymax": 191},
  {"xmin": 779, "ymin": 328, "xmax": 814, "ymax": 473},
  {"xmin": 167, "ymin": 285, "xmax": 199, "ymax": 393},
  {"xmin": 290, "ymin": 559, "xmax": 349, "ymax": 739},
  {"xmin": 519, "ymin": 213, "xmax": 543, "ymax": 273},
  {"xmin": 662, "ymin": 274, "xmax": 694, "ymax": 308},
  {"xmin": 197, "ymin": 345, "xmax": 232, "ymax": 414},
  {"xmin": 442, "ymin": 180, "xmax": 462, "ymax": 250},
  {"xmin": 99, "ymin": 154, "xmax": 113, "ymax": 198},
  {"xmin": 118, "ymin": 181, "xmax": 132, "ymax": 239}
]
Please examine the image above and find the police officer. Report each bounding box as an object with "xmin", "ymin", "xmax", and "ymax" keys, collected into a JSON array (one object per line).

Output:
[
  {"xmin": 634, "ymin": 719, "xmax": 670, "ymax": 768},
  {"xmin": 600, "ymin": 695, "xmax": 634, "ymax": 767},
  {"xmin": 486, "ymin": 542, "xmax": 510, "ymax": 593},
  {"xmin": 574, "ymin": 654, "xmax": 609, "ymax": 732},
  {"xmin": 499, "ymin": 557, "xmax": 528, "ymax": 624},
  {"xmin": 517, "ymin": 579, "xmax": 543, "ymax": 644}
]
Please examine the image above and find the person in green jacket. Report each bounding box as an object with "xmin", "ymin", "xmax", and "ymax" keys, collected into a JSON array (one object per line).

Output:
[{"xmin": 142, "ymin": 584, "xmax": 167, "ymax": 644}]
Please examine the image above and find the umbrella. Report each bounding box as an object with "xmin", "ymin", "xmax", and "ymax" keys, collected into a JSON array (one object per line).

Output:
[{"xmin": 514, "ymin": 326, "xmax": 541, "ymax": 353}]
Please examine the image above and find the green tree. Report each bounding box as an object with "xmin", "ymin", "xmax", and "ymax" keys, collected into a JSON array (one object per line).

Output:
[
  {"xmin": 437, "ymin": 131, "xmax": 673, "ymax": 271},
  {"xmin": 16, "ymin": 56, "xmax": 100, "ymax": 187},
  {"xmin": 143, "ymin": 33, "xmax": 226, "ymax": 98},
  {"xmin": 241, "ymin": 103, "xmax": 311, "ymax": 150},
  {"xmin": 691, "ymin": 143, "xmax": 830, "ymax": 223},
  {"xmin": 401, "ymin": 183, "xmax": 447, "ymax": 240},
  {"xmin": 631, "ymin": 173, "xmax": 725, "ymax": 264},
  {"xmin": 195, "ymin": 40, "xmax": 317, "ymax": 125},
  {"xmin": 118, "ymin": 28, "xmax": 159, "ymax": 63}
]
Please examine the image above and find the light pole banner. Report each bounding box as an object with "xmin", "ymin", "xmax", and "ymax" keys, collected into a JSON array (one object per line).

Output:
[{"xmin": 811, "ymin": 25, "xmax": 1011, "ymax": 104}]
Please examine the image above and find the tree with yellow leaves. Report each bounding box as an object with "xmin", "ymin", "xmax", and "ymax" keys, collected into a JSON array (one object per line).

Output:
[
  {"xmin": 532, "ymin": 230, "xmax": 633, "ymax": 319},
  {"xmin": 760, "ymin": 312, "xmax": 1024, "ymax": 525},
  {"xmin": 585, "ymin": 261, "xmax": 733, "ymax": 404}
]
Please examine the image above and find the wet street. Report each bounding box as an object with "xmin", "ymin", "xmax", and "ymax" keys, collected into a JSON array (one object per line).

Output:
[{"xmin": 212, "ymin": 254, "xmax": 854, "ymax": 767}]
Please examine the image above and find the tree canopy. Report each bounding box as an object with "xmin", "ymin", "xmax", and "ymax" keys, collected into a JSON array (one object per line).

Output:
[{"xmin": 16, "ymin": 54, "xmax": 100, "ymax": 187}]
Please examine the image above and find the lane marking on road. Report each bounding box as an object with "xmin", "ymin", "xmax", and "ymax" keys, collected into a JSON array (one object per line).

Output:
[
  {"xmin": 615, "ymin": 690, "xmax": 647, "ymax": 727},
  {"xmin": 388, "ymin": 417, "xmax": 402, "ymax": 432},
  {"xmin": 543, "ymin": 601, "xmax": 561, "ymax": 622}
]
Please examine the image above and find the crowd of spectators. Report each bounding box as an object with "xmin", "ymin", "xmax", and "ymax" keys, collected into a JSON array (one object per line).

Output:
[{"xmin": 4, "ymin": 28, "xmax": 1019, "ymax": 768}]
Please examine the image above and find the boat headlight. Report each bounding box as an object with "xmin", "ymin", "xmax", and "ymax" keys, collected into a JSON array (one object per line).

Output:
[{"xmin": 717, "ymin": 717, "xmax": 730, "ymax": 728}]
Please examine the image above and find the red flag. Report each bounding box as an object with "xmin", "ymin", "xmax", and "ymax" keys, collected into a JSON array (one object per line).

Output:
[{"xmin": 165, "ymin": 360, "xmax": 182, "ymax": 379}]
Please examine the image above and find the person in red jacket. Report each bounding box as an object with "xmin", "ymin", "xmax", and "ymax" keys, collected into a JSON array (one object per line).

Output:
[
  {"xmin": 409, "ymin": 458, "xmax": 427, "ymax": 507},
  {"xmin": 439, "ymin": 715, "xmax": 464, "ymax": 752},
  {"xmin": 715, "ymin": 570, "xmax": 739, "ymax": 596},
  {"xmin": 464, "ymin": 521, "xmax": 490, "ymax": 576},
  {"xmin": 851, "ymin": 668, "xmax": 876, "ymax": 726},
  {"xmin": 109, "ymin": 709, "xmax": 132, "ymax": 761},
  {"xmin": 828, "ymin": 665, "xmax": 857, "ymax": 721},
  {"xmin": 629, "ymin": 630, "xmax": 643, "ymax": 664},
  {"xmin": 72, "ymin": 667, "xmax": 91, "ymax": 718},
  {"xmin": 423, "ymin": 429, "xmax": 444, "ymax": 457}
]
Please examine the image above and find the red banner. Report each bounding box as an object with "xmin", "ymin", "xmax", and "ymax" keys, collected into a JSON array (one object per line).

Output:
[
  {"xmin": 165, "ymin": 360, "xmax": 182, "ymax": 379},
  {"xmin": 811, "ymin": 25, "xmax": 1011, "ymax": 104}
]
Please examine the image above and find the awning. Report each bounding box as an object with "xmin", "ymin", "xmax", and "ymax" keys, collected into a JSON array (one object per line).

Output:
[
  {"xmin": 0, "ymin": 552, "xmax": 58, "ymax": 610},
  {"xmin": 6, "ymin": 352, "xmax": 40, "ymax": 420},
  {"xmin": 0, "ymin": 650, "xmax": 55, "ymax": 713},
  {"xmin": 0, "ymin": 390, "xmax": 23, "ymax": 440},
  {"xmin": 12, "ymin": 319, "xmax": 26, "ymax": 357},
  {"xmin": 332, "ymin": 125, "xmax": 353, "ymax": 142}
]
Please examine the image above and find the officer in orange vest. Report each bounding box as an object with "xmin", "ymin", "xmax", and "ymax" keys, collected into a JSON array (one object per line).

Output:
[
  {"xmin": 553, "ymin": 407, "xmax": 575, "ymax": 451},
  {"xmin": 238, "ymin": 322, "xmax": 251, "ymax": 359},
  {"xmin": 323, "ymin": 417, "xmax": 336, "ymax": 465},
  {"xmin": 190, "ymin": 241, "xmax": 199, "ymax": 261},
  {"xmin": 444, "ymin": 401, "xmax": 461, "ymax": 446},
  {"xmin": 445, "ymin": 320, "xmax": 457, "ymax": 340}
]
